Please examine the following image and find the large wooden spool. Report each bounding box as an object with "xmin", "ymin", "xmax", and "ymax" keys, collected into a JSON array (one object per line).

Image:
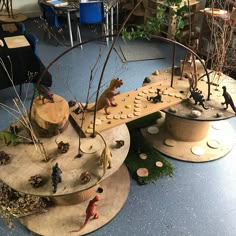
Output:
[{"xmin": 165, "ymin": 113, "xmax": 211, "ymax": 142}]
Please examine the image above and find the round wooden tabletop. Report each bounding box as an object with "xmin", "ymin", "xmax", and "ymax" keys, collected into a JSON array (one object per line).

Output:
[{"xmin": 0, "ymin": 123, "xmax": 130, "ymax": 197}]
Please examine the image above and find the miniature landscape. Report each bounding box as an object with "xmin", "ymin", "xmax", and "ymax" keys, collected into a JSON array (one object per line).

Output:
[{"xmin": 1, "ymin": 0, "xmax": 236, "ymax": 235}]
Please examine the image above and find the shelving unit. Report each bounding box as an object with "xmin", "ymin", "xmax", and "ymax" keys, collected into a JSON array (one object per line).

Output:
[{"xmin": 144, "ymin": 0, "xmax": 200, "ymax": 41}]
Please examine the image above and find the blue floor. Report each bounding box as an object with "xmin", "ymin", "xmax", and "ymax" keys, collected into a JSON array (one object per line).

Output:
[{"xmin": 1, "ymin": 19, "xmax": 236, "ymax": 236}]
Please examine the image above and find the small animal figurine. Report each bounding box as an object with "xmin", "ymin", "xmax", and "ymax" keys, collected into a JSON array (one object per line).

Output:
[
  {"xmin": 99, "ymin": 142, "xmax": 112, "ymax": 175},
  {"xmin": 69, "ymin": 195, "xmax": 102, "ymax": 233},
  {"xmin": 86, "ymin": 78, "xmax": 123, "ymax": 115},
  {"xmin": 115, "ymin": 140, "xmax": 125, "ymax": 148},
  {"xmin": 189, "ymin": 87, "xmax": 208, "ymax": 110},
  {"xmin": 147, "ymin": 88, "xmax": 162, "ymax": 103},
  {"xmin": 0, "ymin": 131, "xmax": 23, "ymax": 146},
  {"xmin": 96, "ymin": 132, "xmax": 112, "ymax": 176},
  {"xmin": 221, "ymin": 86, "xmax": 236, "ymax": 114},
  {"xmin": 37, "ymin": 84, "xmax": 54, "ymax": 104},
  {"xmin": 51, "ymin": 163, "xmax": 62, "ymax": 193}
]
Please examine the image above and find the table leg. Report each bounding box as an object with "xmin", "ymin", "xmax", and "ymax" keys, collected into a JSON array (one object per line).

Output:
[
  {"xmin": 67, "ymin": 11, "xmax": 73, "ymax": 47},
  {"xmin": 105, "ymin": 12, "xmax": 109, "ymax": 45},
  {"xmin": 110, "ymin": 7, "xmax": 114, "ymax": 41},
  {"xmin": 116, "ymin": 2, "xmax": 119, "ymax": 32}
]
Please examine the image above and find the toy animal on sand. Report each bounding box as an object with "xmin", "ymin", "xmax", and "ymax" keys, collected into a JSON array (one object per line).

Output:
[
  {"xmin": 221, "ymin": 86, "xmax": 236, "ymax": 114},
  {"xmin": 37, "ymin": 84, "xmax": 54, "ymax": 104},
  {"xmin": 86, "ymin": 78, "xmax": 123, "ymax": 115},
  {"xmin": 69, "ymin": 195, "xmax": 102, "ymax": 233},
  {"xmin": 147, "ymin": 88, "xmax": 163, "ymax": 103}
]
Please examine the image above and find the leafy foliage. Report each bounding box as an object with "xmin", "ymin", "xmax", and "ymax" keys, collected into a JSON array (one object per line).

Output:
[
  {"xmin": 122, "ymin": 1, "xmax": 188, "ymax": 40},
  {"xmin": 122, "ymin": 5, "xmax": 167, "ymax": 41}
]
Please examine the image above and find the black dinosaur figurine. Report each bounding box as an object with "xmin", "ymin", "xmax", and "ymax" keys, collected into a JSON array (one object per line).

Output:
[
  {"xmin": 51, "ymin": 163, "xmax": 62, "ymax": 193},
  {"xmin": 189, "ymin": 87, "xmax": 208, "ymax": 110},
  {"xmin": 37, "ymin": 84, "xmax": 54, "ymax": 104},
  {"xmin": 221, "ymin": 86, "xmax": 236, "ymax": 114},
  {"xmin": 147, "ymin": 88, "xmax": 163, "ymax": 103}
]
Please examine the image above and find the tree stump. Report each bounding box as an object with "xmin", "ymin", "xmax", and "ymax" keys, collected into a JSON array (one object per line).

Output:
[{"xmin": 31, "ymin": 94, "xmax": 69, "ymax": 137}]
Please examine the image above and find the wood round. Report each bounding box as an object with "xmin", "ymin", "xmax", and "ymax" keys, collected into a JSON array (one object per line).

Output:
[{"xmin": 20, "ymin": 164, "xmax": 130, "ymax": 236}]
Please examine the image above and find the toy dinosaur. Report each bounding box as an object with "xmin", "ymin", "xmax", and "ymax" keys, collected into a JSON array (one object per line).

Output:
[
  {"xmin": 189, "ymin": 87, "xmax": 208, "ymax": 110},
  {"xmin": 115, "ymin": 140, "xmax": 125, "ymax": 148},
  {"xmin": 221, "ymin": 86, "xmax": 236, "ymax": 114},
  {"xmin": 69, "ymin": 195, "xmax": 102, "ymax": 233},
  {"xmin": 147, "ymin": 88, "xmax": 163, "ymax": 103},
  {"xmin": 51, "ymin": 163, "xmax": 62, "ymax": 193},
  {"xmin": 96, "ymin": 132, "xmax": 112, "ymax": 176},
  {"xmin": 0, "ymin": 131, "xmax": 23, "ymax": 146},
  {"xmin": 86, "ymin": 78, "xmax": 123, "ymax": 115},
  {"xmin": 37, "ymin": 84, "xmax": 54, "ymax": 104}
]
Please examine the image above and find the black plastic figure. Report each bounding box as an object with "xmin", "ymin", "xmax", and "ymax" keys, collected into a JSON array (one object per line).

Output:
[
  {"xmin": 51, "ymin": 163, "xmax": 62, "ymax": 193},
  {"xmin": 222, "ymin": 86, "xmax": 236, "ymax": 114}
]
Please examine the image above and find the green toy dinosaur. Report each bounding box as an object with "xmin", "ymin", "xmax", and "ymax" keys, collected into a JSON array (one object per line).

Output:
[{"xmin": 0, "ymin": 131, "xmax": 24, "ymax": 146}]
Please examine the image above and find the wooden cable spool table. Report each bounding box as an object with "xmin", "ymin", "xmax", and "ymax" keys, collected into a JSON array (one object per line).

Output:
[
  {"xmin": 0, "ymin": 96, "xmax": 131, "ymax": 235},
  {"xmin": 141, "ymin": 69, "xmax": 236, "ymax": 162}
]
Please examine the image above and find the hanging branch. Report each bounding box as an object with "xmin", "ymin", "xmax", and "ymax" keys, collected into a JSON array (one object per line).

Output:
[{"xmin": 75, "ymin": 48, "xmax": 103, "ymax": 158}]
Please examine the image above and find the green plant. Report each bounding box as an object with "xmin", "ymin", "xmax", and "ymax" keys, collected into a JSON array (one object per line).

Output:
[
  {"xmin": 122, "ymin": 0, "xmax": 188, "ymax": 40},
  {"xmin": 122, "ymin": 5, "xmax": 167, "ymax": 40}
]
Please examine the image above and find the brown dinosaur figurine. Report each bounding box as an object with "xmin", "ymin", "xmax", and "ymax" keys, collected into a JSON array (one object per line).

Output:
[
  {"xmin": 87, "ymin": 78, "xmax": 123, "ymax": 115},
  {"xmin": 69, "ymin": 195, "xmax": 102, "ymax": 233}
]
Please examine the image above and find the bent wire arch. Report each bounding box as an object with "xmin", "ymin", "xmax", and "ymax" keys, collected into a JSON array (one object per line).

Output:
[{"xmin": 29, "ymin": 0, "xmax": 211, "ymax": 136}]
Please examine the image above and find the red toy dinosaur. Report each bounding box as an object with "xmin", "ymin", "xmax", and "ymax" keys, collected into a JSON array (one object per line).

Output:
[{"xmin": 69, "ymin": 195, "xmax": 102, "ymax": 233}]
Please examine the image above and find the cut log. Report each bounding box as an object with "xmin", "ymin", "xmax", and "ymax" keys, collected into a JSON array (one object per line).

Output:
[{"xmin": 31, "ymin": 94, "xmax": 69, "ymax": 137}]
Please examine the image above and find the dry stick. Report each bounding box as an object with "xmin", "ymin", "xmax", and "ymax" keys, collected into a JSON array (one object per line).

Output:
[
  {"xmin": 76, "ymin": 49, "xmax": 103, "ymax": 158},
  {"xmin": 205, "ymin": 0, "xmax": 236, "ymax": 85},
  {"xmin": 0, "ymin": 57, "xmax": 48, "ymax": 160}
]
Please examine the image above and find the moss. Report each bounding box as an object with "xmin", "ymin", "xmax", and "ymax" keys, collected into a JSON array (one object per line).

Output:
[{"xmin": 125, "ymin": 114, "xmax": 175, "ymax": 185}]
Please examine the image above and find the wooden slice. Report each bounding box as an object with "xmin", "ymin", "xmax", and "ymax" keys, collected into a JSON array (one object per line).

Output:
[
  {"xmin": 191, "ymin": 146, "xmax": 205, "ymax": 156},
  {"xmin": 156, "ymin": 161, "xmax": 163, "ymax": 167},
  {"xmin": 139, "ymin": 153, "xmax": 148, "ymax": 160},
  {"xmin": 31, "ymin": 94, "xmax": 69, "ymax": 136},
  {"xmin": 207, "ymin": 140, "xmax": 220, "ymax": 149},
  {"xmin": 136, "ymin": 168, "xmax": 149, "ymax": 177},
  {"xmin": 80, "ymin": 137, "xmax": 103, "ymax": 154},
  {"xmin": 147, "ymin": 126, "xmax": 159, "ymax": 134},
  {"xmin": 164, "ymin": 138, "xmax": 176, "ymax": 147}
]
